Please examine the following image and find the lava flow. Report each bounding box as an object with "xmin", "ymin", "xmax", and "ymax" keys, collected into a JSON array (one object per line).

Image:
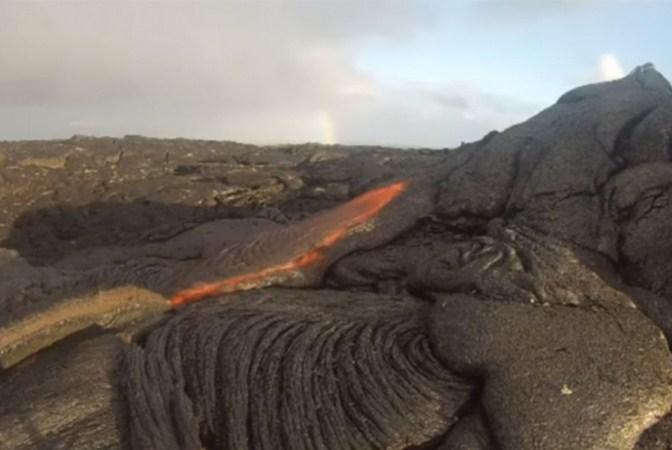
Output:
[{"xmin": 169, "ymin": 179, "xmax": 409, "ymax": 307}]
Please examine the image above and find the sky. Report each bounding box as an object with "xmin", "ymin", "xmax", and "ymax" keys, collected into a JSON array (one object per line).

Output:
[{"xmin": 0, "ymin": 1, "xmax": 670, "ymax": 148}]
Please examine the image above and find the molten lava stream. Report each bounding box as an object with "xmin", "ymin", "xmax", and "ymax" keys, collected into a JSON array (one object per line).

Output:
[{"xmin": 170, "ymin": 179, "xmax": 409, "ymax": 307}]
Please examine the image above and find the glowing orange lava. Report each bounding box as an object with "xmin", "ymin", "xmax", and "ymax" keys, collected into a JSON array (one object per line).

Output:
[{"xmin": 170, "ymin": 179, "xmax": 409, "ymax": 307}]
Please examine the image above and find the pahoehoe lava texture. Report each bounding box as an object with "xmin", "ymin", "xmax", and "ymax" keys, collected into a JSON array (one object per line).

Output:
[
  {"xmin": 126, "ymin": 290, "xmax": 473, "ymax": 450},
  {"xmin": 432, "ymin": 294, "xmax": 672, "ymax": 450}
]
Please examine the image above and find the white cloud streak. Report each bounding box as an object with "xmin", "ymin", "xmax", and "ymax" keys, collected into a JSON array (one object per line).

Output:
[{"xmin": 597, "ymin": 54, "xmax": 626, "ymax": 81}]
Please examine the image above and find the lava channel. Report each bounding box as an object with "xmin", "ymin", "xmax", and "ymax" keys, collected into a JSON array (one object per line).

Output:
[{"xmin": 170, "ymin": 179, "xmax": 409, "ymax": 307}]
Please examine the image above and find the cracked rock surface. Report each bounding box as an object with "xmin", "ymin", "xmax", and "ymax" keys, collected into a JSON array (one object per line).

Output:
[{"xmin": 2, "ymin": 64, "xmax": 672, "ymax": 449}]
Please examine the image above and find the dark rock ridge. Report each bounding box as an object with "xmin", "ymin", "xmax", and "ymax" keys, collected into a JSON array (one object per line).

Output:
[{"xmin": 1, "ymin": 64, "xmax": 672, "ymax": 449}]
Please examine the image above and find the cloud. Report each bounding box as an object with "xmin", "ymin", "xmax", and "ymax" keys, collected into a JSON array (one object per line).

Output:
[
  {"xmin": 597, "ymin": 54, "xmax": 626, "ymax": 81},
  {"xmin": 0, "ymin": 1, "xmax": 541, "ymax": 148},
  {"xmin": 331, "ymin": 82, "xmax": 542, "ymax": 148}
]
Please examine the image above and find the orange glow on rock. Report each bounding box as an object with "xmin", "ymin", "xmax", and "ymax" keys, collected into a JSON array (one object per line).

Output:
[{"xmin": 170, "ymin": 179, "xmax": 409, "ymax": 307}]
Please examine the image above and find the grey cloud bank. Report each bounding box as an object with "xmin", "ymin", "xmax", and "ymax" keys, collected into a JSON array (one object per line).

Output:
[{"xmin": 0, "ymin": 2, "xmax": 542, "ymax": 148}]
